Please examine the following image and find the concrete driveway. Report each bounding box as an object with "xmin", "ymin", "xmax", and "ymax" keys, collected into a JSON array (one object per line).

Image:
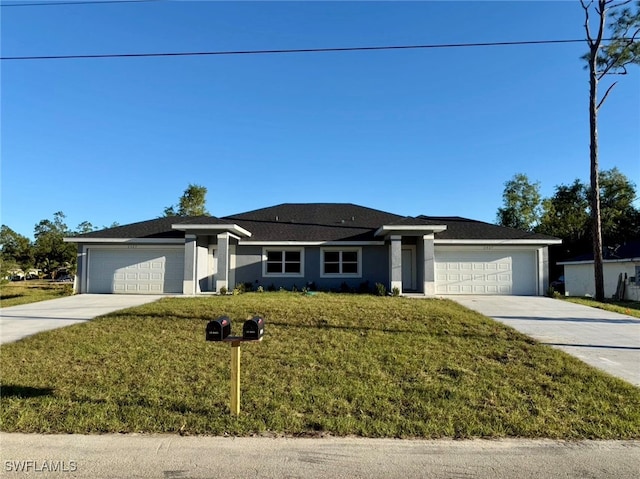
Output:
[
  {"xmin": 0, "ymin": 294, "xmax": 162, "ymax": 344},
  {"xmin": 451, "ymin": 296, "xmax": 640, "ymax": 387}
]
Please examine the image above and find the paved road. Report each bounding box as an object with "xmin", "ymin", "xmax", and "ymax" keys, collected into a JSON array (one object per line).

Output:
[
  {"xmin": 451, "ymin": 296, "xmax": 640, "ymax": 386},
  {"xmin": 0, "ymin": 295, "xmax": 161, "ymax": 344},
  {"xmin": 1, "ymin": 434, "xmax": 639, "ymax": 479}
]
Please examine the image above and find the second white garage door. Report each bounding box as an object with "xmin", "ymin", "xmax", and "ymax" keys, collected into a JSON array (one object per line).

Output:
[
  {"xmin": 435, "ymin": 249, "xmax": 537, "ymax": 295},
  {"xmin": 88, "ymin": 248, "xmax": 184, "ymax": 294}
]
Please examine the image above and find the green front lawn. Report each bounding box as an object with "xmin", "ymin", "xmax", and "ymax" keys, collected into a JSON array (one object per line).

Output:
[
  {"xmin": 1, "ymin": 293, "xmax": 639, "ymax": 438},
  {"xmin": 0, "ymin": 280, "xmax": 73, "ymax": 308},
  {"xmin": 563, "ymin": 297, "xmax": 640, "ymax": 319}
]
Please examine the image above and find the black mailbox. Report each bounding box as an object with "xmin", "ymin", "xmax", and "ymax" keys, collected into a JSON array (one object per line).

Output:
[
  {"xmin": 242, "ymin": 316, "xmax": 265, "ymax": 340},
  {"xmin": 206, "ymin": 316, "xmax": 231, "ymax": 342}
]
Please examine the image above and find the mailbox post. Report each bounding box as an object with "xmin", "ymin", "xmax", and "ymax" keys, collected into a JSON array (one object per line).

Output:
[
  {"xmin": 206, "ymin": 316, "xmax": 264, "ymax": 416},
  {"xmin": 228, "ymin": 338, "xmax": 242, "ymax": 416}
]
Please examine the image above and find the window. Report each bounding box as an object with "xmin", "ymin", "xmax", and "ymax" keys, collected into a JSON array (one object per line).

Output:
[
  {"xmin": 263, "ymin": 248, "xmax": 304, "ymax": 276},
  {"xmin": 321, "ymin": 248, "xmax": 361, "ymax": 277}
]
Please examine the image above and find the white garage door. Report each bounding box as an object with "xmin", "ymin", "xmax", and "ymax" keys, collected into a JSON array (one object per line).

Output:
[
  {"xmin": 435, "ymin": 249, "xmax": 537, "ymax": 295},
  {"xmin": 88, "ymin": 248, "xmax": 184, "ymax": 294}
]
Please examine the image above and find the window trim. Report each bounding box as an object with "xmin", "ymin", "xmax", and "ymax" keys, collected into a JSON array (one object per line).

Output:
[
  {"xmin": 262, "ymin": 247, "xmax": 305, "ymax": 277},
  {"xmin": 320, "ymin": 247, "xmax": 362, "ymax": 278}
]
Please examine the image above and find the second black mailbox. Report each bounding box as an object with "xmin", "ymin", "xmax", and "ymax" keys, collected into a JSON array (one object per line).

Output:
[
  {"xmin": 242, "ymin": 316, "xmax": 265, "ymax": 340},
  {"xmin": 206, "ymin": 316, "xmax": 231, "ymax": 341}
]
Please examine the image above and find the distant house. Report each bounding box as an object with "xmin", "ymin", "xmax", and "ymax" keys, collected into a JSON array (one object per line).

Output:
[
  {"xmin": 558, "ymin": 242, "xmax": 640, "ymax": 300},
  {"xmin": 5, "ymin": 269, "xmax": 40, "ymax": 280},
  {"xmin": 64, "ymin": 203, "xmax": 560, "ymax": 296}
]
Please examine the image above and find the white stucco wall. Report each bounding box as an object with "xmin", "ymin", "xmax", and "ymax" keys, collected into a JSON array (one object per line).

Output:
[{"xmin": 563, "ymin": 261, "xmax": 640, "ymax": 299}]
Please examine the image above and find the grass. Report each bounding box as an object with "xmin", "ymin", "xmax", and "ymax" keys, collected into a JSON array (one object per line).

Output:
[
  {"xmin": 0, "ymin": 280, "xmax": 74, "ymax": 308},
  {"xmin": 562, "ymin": 296, "xmax": 640, "ymax": 319},
  {"xmin": 1, "ymin": 293, "xmax": 639, "ymax": 438}
]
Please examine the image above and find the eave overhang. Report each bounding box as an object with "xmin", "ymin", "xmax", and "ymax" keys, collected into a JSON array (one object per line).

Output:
[
  {"xmin": 374, "ymin": 224, "xmax": 447, "ymax": 237},
  {"xmin": 558, "ymin": 257, "xmax": 640, "ymax": 265},
  {"xmin": 171, "ymin": 224, "xmax": 252, "ymax": 238},
  {"xmin": 64, "ymin": 237, "xmax": 185, "ymax": 244},
  {"xmin": 435, "ymin": 239, "xmax": 563, "ymax": 245}
]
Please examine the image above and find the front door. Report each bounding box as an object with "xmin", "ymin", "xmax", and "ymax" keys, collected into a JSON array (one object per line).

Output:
[{"xmin": 402, "ymin": 247, "xmax": 417, "ymax": 291}]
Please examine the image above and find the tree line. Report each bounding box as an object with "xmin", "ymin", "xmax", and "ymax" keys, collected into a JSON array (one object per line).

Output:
[
  {"xmin": 0, "ymin": 212, "xmax": 109, "ymax": 279},
  {"xmin": 497, "ymin": 168, "xmax": 639, "ymax": 277},
  {"xmin": 1, "ymin": 185, "xmax": 209, "ymax": 280}
]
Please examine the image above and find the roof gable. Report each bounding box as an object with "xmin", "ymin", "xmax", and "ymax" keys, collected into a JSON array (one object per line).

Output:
[
  {"xmin": 71, "ymin": 216, "xmax": 212, "ymax": 239},
  {"xmin": 67, "ymin": 204, "xmax": 561, "ymax": 243},
  {"xmin": 223, "ymin": 203, "xmax": 403, "ymax": 242},
  {"xmin": 420, "ymin": 216, "xmax": 559, "ymax": 241}
]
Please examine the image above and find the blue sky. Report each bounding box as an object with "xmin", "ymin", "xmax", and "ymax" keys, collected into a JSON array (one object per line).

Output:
[{"xmin": 2, "ymin": 0, "xmax": 639, "ymax": 238}]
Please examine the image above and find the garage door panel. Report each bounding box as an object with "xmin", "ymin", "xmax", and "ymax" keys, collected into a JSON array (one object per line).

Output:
[
  {"xmin": 88, "ymin": 248, "xmax": 184, "ymax": 294},
  {"xmin": 436, "ymin": 250, "xmax": 536, "ymax": 295}
]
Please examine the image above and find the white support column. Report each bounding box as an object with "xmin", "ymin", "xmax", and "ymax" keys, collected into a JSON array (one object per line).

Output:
[
  {"xmin": 216, "ymin": 232, "xmax": 230, "ymax": 292},
  {"xmin": 538, "ymin": 246, "xmax": 549, "ymax": 296},
  {"xmin": 195, "ymin": 242, "xmax": 208, "ymax": 293},
  {"xmin": 228, "ymin": 244, "xmax": 236, "ymax": 291},
  {"xmin": 389, "ymin": 235, "xmax": 402, "ymax": 294},
  {"xmin": 423, "ymin": 234, "xmax": 435, "ymax": 296},
  {"xmin": 183, "ymin": 234, "xmax": 197, "ymax": 295},
  {"xmin": 78, "ymin": 245, "xmax": 88, "ymax": 294}
]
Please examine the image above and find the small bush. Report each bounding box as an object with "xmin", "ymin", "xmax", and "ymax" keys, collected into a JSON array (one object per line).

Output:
[
  {"xmin": 375, "ymin": 283, "xmax": 387, "ymax": 296},
  {"xmin": 267, "ymin": 284, "xmax": 276, "ymax": 292},
  {"xmin": 391, "ymin": 286, "xmax": 400, "ymax": 297},
  {"xmin": 546, "ymin": 286, "xmax": 563, "ymax": 299},
  {"xmin": 257, "ymin": 285, "xmax": 264, "ymax": 293},
  {"xmin": 219, "ymin": 286, "xmax": 228, "ymax": 295}
]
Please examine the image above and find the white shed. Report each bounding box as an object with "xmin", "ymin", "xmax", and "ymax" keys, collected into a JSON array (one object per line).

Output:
[{"xmin": 558, "ymin": 258, "xmax": 640, "ymax": 301}]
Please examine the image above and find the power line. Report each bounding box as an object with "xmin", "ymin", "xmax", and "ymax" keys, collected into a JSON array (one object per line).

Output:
[
  {"xmin": 1, "ymin": 0, "xmax": 161, "ymax": 7},
  {"xmin": 0, "ymin": 38, "xmax": 597, "ymax": 62}
]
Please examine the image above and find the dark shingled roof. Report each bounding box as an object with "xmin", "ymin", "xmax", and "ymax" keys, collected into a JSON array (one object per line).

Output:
[
  {"xmin": 71, "ymin": 204, "xmax": 560, "ymax": 243},
  {"xmin": 418, "ymin": 216, "xmax": 559, "ymax": 241},
  {"xmin": 74, "ymin": 216, "xmax": 218, "ymax": 239},
  {"xmin": 223, "ymin": 203, "xmax": 404, "ymax": 241}
]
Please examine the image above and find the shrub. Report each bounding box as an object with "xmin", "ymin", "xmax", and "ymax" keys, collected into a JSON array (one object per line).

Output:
[
  {"xmin": 375, "ymin": 283, "xmax": 387, "ymax": 296},
  {"xmin": 219, "ymin": 286, "xmax": 228, "ymax": 295},
  {"xmin": 546, "ymin": 286, "xmax": 564, "ymax": 299},
  {"xmin": 267, "ymin": 284, "xmax": 276, "ymax": 292},
  {"xmin": 257, "ymin": 285, "xmax": 264, "ymax": 293},
  {"xmin": 391, "ymin": 286, "xmax": 400, "ymax": 297}
]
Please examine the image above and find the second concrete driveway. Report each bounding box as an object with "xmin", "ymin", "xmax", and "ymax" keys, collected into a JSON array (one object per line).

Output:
[
  {"xmin": 0, "ymin": 294, "xmax": 162, "ymax": 345},
  {"xmin": 452, "ymin": 296, "xmax": 640, "ymax": 387}
]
